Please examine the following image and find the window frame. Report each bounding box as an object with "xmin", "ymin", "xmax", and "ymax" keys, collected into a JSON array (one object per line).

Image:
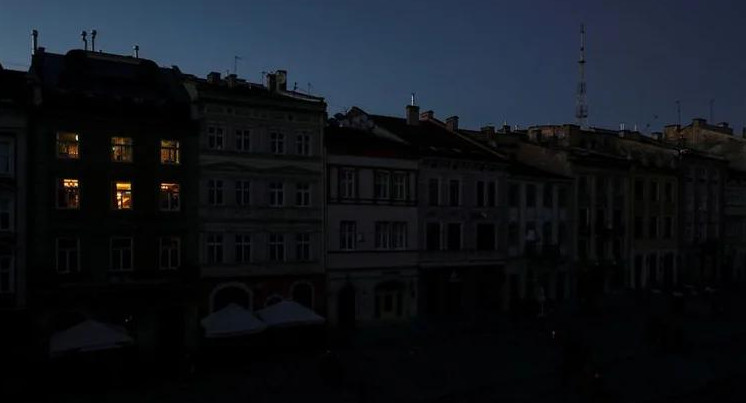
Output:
[
  {"xmin": 235, "ymin": 129, "xmax": 251, "ymax": 152},
  {"xmin": 112, "ymin": 181, "xmax": 133, "ymax": 210},
  {"xmin": 159, "ymin": 183, "xmax": 180, "ymax": 212},
  {"xmin": 374, "ymin": 171, "xmax": 391, "ymax": 200},
  {"xmin": 111, "ymin": 136, "xmax": 134, "ymax": 163},
  {"xmin": 208, "ymin": 179, "xmax": 224, "ymax": 206},
  {"xmin": 57, "ymin": 178, "xmax": 80, "ymax": 210},
  {"xmin": 206, "ymin": 233, "xmax": 224, "ymax": 264},
  {"xmin": 340, "ymin": 168, "xmax": 357, "ymax": 199},
  {"xmin": 56, "ymin": 132, "xmax": 80, "ymax": 159},
  {"xmin": 295, "ymin": 182, "xmax": 311, "ymax": 207},
  {"xmin": 207, "ymin": 126, "xmax": 225, "ymax": 150},
  {"xmin": 160, "ymin": 140, "xmax": 180, "ymax": 165},
  {"xmin": 110, "ymin": 237, "xmax": 134, "ymax": 272},
  {"xmin": 0, "ymin": 138, "xmax": 13, "ymax": 176},
  {"xmin": 270, "ymin": 132, "xmax": 285, "ymax": 154},
  {"xmin": 269, "ymin": 182, "xmax": 285, "ymax": 207},
  {"xmin": 340, "ymin": 221, "xmax": 357, "ymax": 250},
  {"xmin": 234, "ymin": 234, "xmax": 252, "ymax": 263},
  {"xmin": 295, "ymin": 132, "xmax": 311, "ymax": 156},
  {"xmin": 56, "ymin": 237, "xmax": 80, "ymax": 274},
  {"xmin": 159, "ymin": 236, "xmax": 181, "ymax": 270},
  {"xmin": 296, "ymin": 233, "xmax": 311, "ymax": 261},
  {"xmin": 268, "ymin": 233, "xmax": 286, "ymax": 261},
  {"xmin": 235, "ymin": 180, "xmax": 251, "ymax": 206}
]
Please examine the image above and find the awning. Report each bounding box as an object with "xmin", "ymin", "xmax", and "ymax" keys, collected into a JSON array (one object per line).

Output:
[
  {"xmin": 255, "ymin": 300, "xmax": 325, "ymax": 328},
  {"xmin": 50, "ymin": 320, "xmax": 133, "ymax": 356},
  {"xmin": 200, "ymin": 303, "xmax": 267, "ymax": 338}
]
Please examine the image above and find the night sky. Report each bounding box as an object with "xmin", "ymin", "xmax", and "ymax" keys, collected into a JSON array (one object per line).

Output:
[{"xmin": 1, "ymin": 0, "xmax": 744, "ymax": 132}]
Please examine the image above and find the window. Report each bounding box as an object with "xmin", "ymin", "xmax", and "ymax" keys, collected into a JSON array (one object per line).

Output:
[
  {"xmin": 579, "ymin": 208, "xmax": 590, "ymax": 230},
  {"xmin": 159, "ymin": 183, "xmax": 180, "ymax": 211},
  {"xmin": 0, "ymin": 140, "xmax": 12, "ymax": 174},
  {"xmin": 526, "ymin": 184, "xmax": 536, "ymax": 207},
  {"xmin": 296, "ymin": 133, "xmax": 311, "ymax": 156},
  {"xmin": 296, "ymin": 183, "xmax": 310, "ymax": 207},
  {"xmin": 664, "ymin": 216, "xmax": 673, "ymax": 239},
  {"xmin": 375, "ymin": 222, "xmax": 392, "ymax": 249},
  {"xmin": 543, "ymin": 184, "xmax": 553, "ymax": 208},
  {"xmin": 613, "ymin": 209, "xmax": 623, "ymax": 230},
  {"xmin": 393, "ymin": 222, "xmax": 407, "ymax": 249},
  {"xmin": 235, "ymin": 129, "xmax": 251, "ymax": 152},
  {"xmin": 558, "ymin": 187, "xmax": 567, "ymax": 208},
  {"xmin": 57, "ymin": 179, "xmax": 80, "ymax": 209},
  {"xmin": 374, "ymin": 171, "xmax": 391, "ymax": 199},
  {"xmin": 207, "ymin": 126, "xmax": 224, "ymax": 150},
  {"xmin": 160, "ymin": 140, "xmax": 180, "ymax": 164},
  {"xmin": 428, "ymin": 179, "xmax": 440, "ymax": 206},
  {"xmin": 477, "ymin": 223, "xmax": 496, "ymax": 251},
  {"xmin": 542, "ymin": 222, "xmax": 552, "ymax": 245},
  {"xmin": 635, "ymin": 179, "xmax": 644, "ymax": 202},
  {"xmin": 650, "ymin": 181, "xmax": 659, "ymax": 202},
  {"xmin": 476, "ymin": 181, "xmax": 486, "ymax": 207},
  {"xmin": 392, "ymin": 173, "xmax": 408, "ymax": 200},
  {"xmin": 296, "ymin": 233, "xmax": 311, "ymax": 261},
  {"xmin": 235, "ymin": 180, "xmax": 251, "ymax": 206},
  {"xmin": 56, "ymin": 132, "xmax": 79, "ymax": 159},
  {"xmin": 235, "ymin": 234, "xmax": 251, "ymax": 263},
  {"xmin": 664, "ymin": 182, "xmax": 674, "ymax": 203},
  {"xmin": 339, "ymin": 168, "xmax": 356, "ymax": 199},
  {"xmin": 426, "ymin": 222, "xmax": 441, "ymax": 251},
  {"xmin": 159, "ymin": 237, "xmax": 180, "ymax": 270},
  {"xmin": 0, "ymin": 198, "xmax": 11, "ymax": 231},
  {"xmin": 206, "ymin": 234, "xmax": 223, "ymax": 264},
  {"xmin": 508, "ymin": 222, "xmax": 519, "ymax": 248},
  {"xmin": 269, "ymin": 233, "xmax": 285, "ymax": 261},
  {"xmin": 649, "ymin": 216, "xmax": 658, "ymax": 239},
  {"xmin": 110, "ymin": 237, "xmax": 133, "ymax": 271},
  {"xmin": 508, "ymin": 183, "xmax": 519, "ymax": 207},
  {"xmin": 446, "ymin": 223, "xmax": 462, "ymax": 251},
  {"xmin": 634, "ymin": 216, "xmax": 643, "ymax": 239},
  {"xmin": 208, "ymin": 180, "xmax": 223, "ymax": 206},
  {"xmin": 113, "ymin": 182, "xmax": 132, "ymax": 210},
  {"xmin": 488, "ymin": 182, "xmax": 497, "ymax": 207},
  {"xmin": 0, "ymin": 253, "xmax": 11, "ymax": 294},
  {"xmin": 269, "ymin": 182, "xmax": 284, "ymax": 207},
  {"xmin": 111, "ymin": 137, "xmax": 133, "ymax": 162},
  {"xmin": 56, "ymin": 237, "xmax": 79, "ymax": 274},
  {"xmin": 340, "ymin": 221, "xmax": 356, "ymax": 250},
  {"xmin": 448, "ymin": 180, "xmax": 460, "ymax": 206},
  {"xmin": 270, "ymin": 132, "xmax": 285, "ymax": 154}
]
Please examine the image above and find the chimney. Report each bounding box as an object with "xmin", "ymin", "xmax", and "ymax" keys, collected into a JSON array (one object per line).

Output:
[
  {"xmin": 133, "ymin": 45, "xmax": 139, "ymax": 58},
  {"xmin": 420, "ymin": 110, "xmax": 434, "ymax": 121},
  {"xmin": 501, "ymin": 124, "xmax": 511, "ymax": 133},
  {"xmin": 90, "ymin": 29, "xmax": 97, "ymax": 52},
  {"xmin": 266, "ymin": 73, "xmax": 277, "ymax": 92},
  {"xmin": 276, "ymin": 70, "xmax": 287, "ymax": 91},
  {"xmin": 226, "ymin": 73, "xmax": 237, "ymax": 87},
  {"xmin": 651, "ymin": 132, "xmax": 662, "ymax": 141},
  {"xmin": 81, "ymin": 31, "xmax": 88, "ymax": 51},
  {"xmin": 207, "ymin": 72, "xmax": 221, "ymax": 84},
  {"xmin": 692, "ymin": 118, "xmax": 706, "ymax": 127},
  {"xmin": 406, "ymin": 104, "xmax": 420, "ymax": 126},
  {"xmin": 445, "ymin": 116, "xmax": 459, "ymax": 131},
  {"xmin": 31, "ymin": 30, "xmax": 38, "ymax": 56}
]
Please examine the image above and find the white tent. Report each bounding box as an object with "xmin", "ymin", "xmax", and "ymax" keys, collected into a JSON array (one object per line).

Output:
[
  {"xmin": 50, "ymin": 320, "xmax": 133, "ymax": 356},
  {"xmin": 255, "ymin": 300, "xmax": 325, "ymax": 328},
  {"xmin": 201, "ymin": 303, "xmax": 267, "ymax": 338}
]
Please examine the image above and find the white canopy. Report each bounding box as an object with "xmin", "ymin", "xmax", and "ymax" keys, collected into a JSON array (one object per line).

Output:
[
  {"xmin": 50, "ymin": 319, "xmax": 133, "ymax": 356},
  {"xmin": 255, "ymin": 300, "xmax": 325, "ymax": 328},
  {"xmin": 201, "ymin": 303, "xmax": 267, "ymax": 338}
]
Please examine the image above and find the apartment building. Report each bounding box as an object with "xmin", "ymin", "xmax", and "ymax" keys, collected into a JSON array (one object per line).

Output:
[{"xmin": 185, "ymin": 71, "xmax": 327, "ymax": 318}]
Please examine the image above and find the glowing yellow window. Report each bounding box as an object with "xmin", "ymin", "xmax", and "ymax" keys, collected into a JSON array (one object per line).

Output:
[
  {"xmin": 56, "ymin": 132, "xmax": 80, "ymax": 159},
  {"xmin": 159, "ymin": 183, "xmax": 180, "ymax": 211},
  {"xmin": 111, "ymin": 137, "xmax": 133, "ymax": 162},
  {"xmin": 57, "ymin": 179, "xmax": 80, "ymax": 209},
  {"xmin": 160, "ymin": 140, "xmax": 180, "ymax": 164},
  {"xmin": 114, "ymin": 182, "xmax": 132, "ymax": 210}
]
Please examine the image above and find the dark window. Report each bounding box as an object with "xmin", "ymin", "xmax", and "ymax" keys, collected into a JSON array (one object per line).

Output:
[
  {"xmin": 635, "ymin": 179, "xmax": 644, "ymax": 202},
  {"xmin": 448, "ymin": 180, "xmax": 460, "ymax": 206},
  {"xmin": 508, "ymin": 223, "xmax": 519, "ymax": 248},
  {"xmin": 579, "ymin": 208, "xmax": 590, "ymax": 230},
  {"xmin": 558, "ymin": 187, "xmax": 567, "ymax": 208},
  {"xmin": 543, "ymin": 184, "xmax": 553, "ymax": 208},
  {"xmin": 508, "ymin": 183, "xmax": 519, "ymax": 207},
  {"xmin": 542, "ymin": 222, "xmax": 552, "ymax": 245},
  {"xmin": 664, "ymin": 182, "xmax": 674, "ymax": 203},
  {"xmin": 613, "ymin": 209, "xmax": 622, "ymax": 230},
  {"xmin": 526, "ymin": 184, "xmax": 536, "ymax": 207},
  {"xmin": 650, "ymin": 181, "xmax": 659, "ymax": 202},
  {"xmin": 664, "ymin": 216, "xmax": 673, "ymax": 239},
  {"xmin": 634, "ymin": 216, "xmax": 643, "ymax": 239},
  {"xmin": 476, "ymin": 223, "xmax": 495, "ymax": 251},
  {"xmin": 596, "ymin": 209, "xmax": 605, "ymax": 230},
  {"xmin": 476, "ymin": 181, "xmax": 485, "ymax": 207},
  {"xmin": 487, "ymin": 182, "xmax": 496, "ymax": 207},
  {"xmin": 428, "ymin": 179, "xmax": 440, "ymax": 206},
  {"xmin": 426, "ymin": 223, "xmax": 441, "ymax": 251},
  {"xmin": 649, "ymin": 216, "xmax": 658, "ymax": 239},
  {"xmin": 446, "ymin": 223, "xmax": 462, "ymax": 251}
]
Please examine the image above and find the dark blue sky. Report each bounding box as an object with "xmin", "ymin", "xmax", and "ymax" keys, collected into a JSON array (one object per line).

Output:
[{"xmin": 1, "ymin": 0, "xmax": 744, "ymax": 133}]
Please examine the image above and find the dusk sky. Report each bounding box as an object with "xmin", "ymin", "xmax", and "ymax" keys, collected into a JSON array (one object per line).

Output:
[{"xmin": 1, "ymin": 0, "xmax": 744, "ymax": 133}]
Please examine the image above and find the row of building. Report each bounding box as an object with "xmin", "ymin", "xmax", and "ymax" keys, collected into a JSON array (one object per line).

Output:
[{"xmin": 0, "ymin": 45, "xmax": 744, "ymax": 363}]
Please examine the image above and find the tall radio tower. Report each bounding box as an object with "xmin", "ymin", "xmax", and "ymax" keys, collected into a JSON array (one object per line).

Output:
[{"xmin": 575, "ymin": 24, "xmax": 588, "ymax": 127}]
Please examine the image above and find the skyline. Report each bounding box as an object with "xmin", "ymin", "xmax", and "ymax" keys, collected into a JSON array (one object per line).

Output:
[{"xmin": 1, "ymin": 0, "xmax": 745, "ymax": 133}]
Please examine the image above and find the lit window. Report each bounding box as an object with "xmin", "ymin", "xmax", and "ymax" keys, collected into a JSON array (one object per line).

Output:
[
  {"xmin": 0, "ymin": 198, "xmax": 12, "ymax": 231},
  {"xmin": 159, "ymin": 237, "xmax": 180, "ymax": 270},
  {"xmin": 296, "ymin": 133, "xmax": 310, "ymax": 156},
  {"xmin": 207, "ymin": 126, "xmax": 224, "ymax": 150},
  {"xmin": 235, "ymin": 234, "xmax": 251, "ymax": 263},
  {"xmin": 56, "ymin": 237, "xmax": 79, "ymax": 274},
  {"xmin": 113, "ymin": 182, "xmax": 132, "ymax": 210},
  {"xmin": 0, "ymin": 253, "xmax": 12, "ymax": 294},
  {"xmin": 235, "ymin": 130, "xmax": 251, "ymax": 152},
  {"xmin": 56, "ymin": 132, "xmax": 79, "ymax": 159},
  {"xmin": 110, "ymin": 237, "xmax": 133, "ymax": 271},
  {"xmin": 160, "ymin": 140, "xmax": 180, "ymax": 164},
  {"xmin": 57, "ymin": 179, "xmax": 80, "ymax": 209},
  {"xmin": 270, "ymin": 132, "xmax": 285, "ymax": 154},
  {"xmin": 296, "ymin": 233, "xmax": 310, "ymax": 261},
  {"xmin": 208, "ymin": 180, "xmax": 223, "ymax": 206},
  {"xmin": 235, "ymin": 180, "xmax": 251, "ymax": 206},
  {"xmin": 269, "ymin": 182, "xmax": 284, "ymax": 207},
  {"xmin": 269, "ymin": 233, "xmax": 285, "ymax": 261},
  {"xmin": 295, "ymin": 183, "xmax": 310, "ymax": 207},
  {"xmin": 206, "ymin": 234, "xmax": 223, "ymax": 264},
  {"xmin": 159, "ymin": 183, "xmax": 180, "ymax": 211},
  {"xmin": 111, "ymin": 137, "xmax": 133, "ymax": 162},
  {"xmin": 0, "ymin": 140, "xmax": 12, "ymax": 174}
]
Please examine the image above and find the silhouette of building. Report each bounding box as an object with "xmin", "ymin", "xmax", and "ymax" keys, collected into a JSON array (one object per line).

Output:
[
  {"xmin": 26, "ymin": 48, "xmax": 199, "ymax": 364},
  {"xmin": 184, "ymin": 70, "xmax": 327, "ymax": 321}
]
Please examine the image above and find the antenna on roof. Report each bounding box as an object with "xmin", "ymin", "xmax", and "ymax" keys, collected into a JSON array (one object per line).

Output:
[
  {"xmin": 81, "ymin": 31, "xmax": 88, "ymax": 51},
  {"xmin": 411, "ymin": 92, "xmax": 416, "ymax": 106},
  {"xmin": 133, "ymin": 45, "xmax": 139, "ymax": 58},
  {"xmin": 676, "ymin": 100, "xmax": 681, "ymax": 126},
  {"xmin": 575, "ymin": 23, "xmax": 588, "ymax": 127},
  {"xmin": 233, "ymin": 56, "xmax": 242, "ymax": 75},
  {"xmin": 307, "ymin": 82, "xmax": 312, "ymax": 94},
  {"xmin": 90, "ymin": 29, "xmax": 97, "ymax": 52},
  {"xmin": 31, "ymin": 29, "xmax": 38, "ymax": 56}
]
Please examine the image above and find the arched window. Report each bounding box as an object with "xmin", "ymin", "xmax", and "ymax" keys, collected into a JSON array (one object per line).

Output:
[
  {"xmin": 291, "ymin": 282, "xmax": 314, "ymax": 309},
  {"xmin": 210, "ymin": 283, "xmax": 252, "ymax": 312}
]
